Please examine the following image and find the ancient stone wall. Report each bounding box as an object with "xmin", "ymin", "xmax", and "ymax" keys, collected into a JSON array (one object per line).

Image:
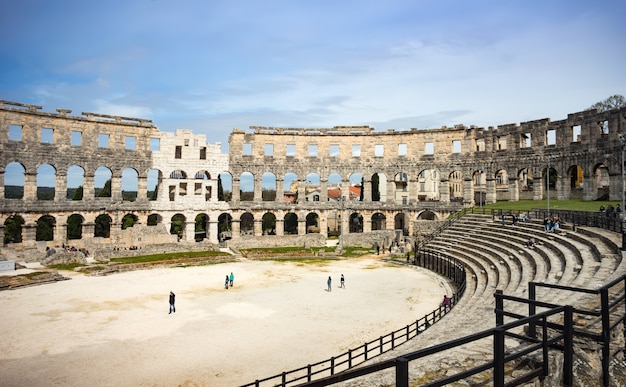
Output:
[{"xmin": 1, "ymin": 99, "xmax": 625, "ymax": 255}]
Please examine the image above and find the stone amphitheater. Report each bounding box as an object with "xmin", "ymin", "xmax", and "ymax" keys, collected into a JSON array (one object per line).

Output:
[{"xmin": 1, "ymin": 99, "xmax": 625, "ymax": 386}]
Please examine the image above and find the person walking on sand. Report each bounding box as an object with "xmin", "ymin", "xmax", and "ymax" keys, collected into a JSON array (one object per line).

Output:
[
  {"xmin": 327, "ymin": 276, "xmax": 332, "ymax": 292},
  {"xmin": 340, "ymin": 274, "xmax": 345, "ymax": 288},
  {"xmin": 169, "ymin": 291, "xmax": 176, "ymax": 314},
  {"xmin": 225, "ymin": 275, "xmax": 229, "ymax": 289},
  {"xmin": 229, "ymin": 272, "xmax": 234, "ymax": 287}
]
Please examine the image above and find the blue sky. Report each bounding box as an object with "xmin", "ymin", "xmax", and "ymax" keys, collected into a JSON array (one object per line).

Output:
[{"xmin": 1, "ymin": 0, "xmax": 625, "ymax": 154}]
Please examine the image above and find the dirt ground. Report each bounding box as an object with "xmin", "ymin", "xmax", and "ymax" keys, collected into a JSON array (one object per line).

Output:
[{"xmin": 0, "ymin": 256, "xmax": 449, "ymax": 387}]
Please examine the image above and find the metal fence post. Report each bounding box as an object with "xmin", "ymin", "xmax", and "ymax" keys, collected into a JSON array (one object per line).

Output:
[
  {"xmin": 493, "ymin": 328, "xmax": 505, "ymax": 386},
  {"xmin": 396, "ymin": 357, "xmax": 409, "ymax": 387}
]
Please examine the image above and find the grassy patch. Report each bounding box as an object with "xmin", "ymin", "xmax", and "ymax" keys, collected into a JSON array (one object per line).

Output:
[
  {"xmin": 48, "ymin": 263, "xmax": 85, "ymax": 271},
  {"xmin": 481, "ymin": 199, "xmax": 617, "ymax": 212}
]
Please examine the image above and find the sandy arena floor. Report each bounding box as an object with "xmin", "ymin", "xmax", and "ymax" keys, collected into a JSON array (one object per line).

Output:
[{"xmin": 0, "ymin": 256, "xmax": 449, "ymax": 387}]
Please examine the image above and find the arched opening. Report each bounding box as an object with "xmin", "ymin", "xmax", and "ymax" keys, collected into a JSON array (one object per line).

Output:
[
  {"xmin": 371, "ymin": 212, "xmax": 386, "ymax": 231},
  {"xmin": 349, "ymin": 212, "xmax": 363, "ymax": 233},
  {"xmin": 4, "ymin": 215, "xmax": 24, "ymax": 243},
  {"xmin": 170, "ymin": 214, "xmax": 186, "ymax": 240},
  {"xmin": 147, "ymin": 213, "xmax": 161, "ymax": 226},
  {"xmin": 240, "ymin": 212, "xmax": 254, "ymax": 236},
  {"xmin": 218, "ymin": 213, "xmax": 233, "ymax": 241},
  {"xmin": 262, "ymin": 213, "xmax": 276, "ymax": 235},
  {"xmin": 306, "ymin": 213, "xmax": 320, "ymax": 234},
  {"xmin": 195, "ymin": 213, "xmax": 208, "ymax": 241},
  {"xmin": 121, "ymin": 168, "xmax": 138, "ymax": 201},
  {"xmin": 284, "ymin": 212, "xmax": 298, "ymax": 235},
  {"xmin": 67, "ymin": 214, "xmax": 84, "ymax": 240},
  {"xmin": 95, "ymin": 214, "xmax": 112, "ymax": 238},
  {"xmin": 121, "ymin": 214, "xmax": 138, "ymax": 230},
  {"xmin": 36, "ymin": 164, "xmax": 56, "ymax": 200},
  {"xmin": 67, "ymin": 165, "xmax": 84, "ymax": 200},
  {"xmin": 4, "ymin": 162, "xmax": 25, "ymax": 199}
]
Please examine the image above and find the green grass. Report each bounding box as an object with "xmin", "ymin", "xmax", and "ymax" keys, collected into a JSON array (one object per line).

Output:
[
  {"xmin": 48, "ymin": 263, "xmax": 85, "ymax": 270},
  {"xmin": 109, "ymin": 250, "xmax": 230, "ymax": 264},
  {"xmin": 478, "ymin": 199, "xmax": 620, "ymax": 212}
]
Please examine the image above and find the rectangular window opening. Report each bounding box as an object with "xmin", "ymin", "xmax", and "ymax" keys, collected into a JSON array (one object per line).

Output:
[
  {"xmin": 200, "ymin": 147, "xmax": 206, "ymax": 160},
  {"xmin": 98, "ymin": 133, "xmax": 109, "ymax": 148},
  {"xmin": 572, "ymin": 125, "xmax": 582, "ymax": 142},
  {"xmin": 265, "ymin": 143, "xmax": 274, "ymax": 157},
  {"xmin": 308, "ymin": 144, "xmax": 318, "ymax": 157},
  {"xmin": 150, "ymin": 138, "xmax": 160, "ymax": 151},
  {"xmin": 374, "ymin": 144, "xmax": 384, "ymax": 157},
  {"xmin": 452, "ymin": 140, "xmax": 461, "ymax": 153},
  {"xmin": 330, "ymin": 144, "xmax": 340, "ymax": 157},
  {"xmin": 71, "ymin": 131, "xmax": 82, "ymax": 146},
  {"xmin": 125, "ymin": 136, "xmax": 136, "ymax": 150},
  {"xmin": 243, "ymin": 143, "xmax": 252, "ymax": 156},
  {"xmin": 546, "ymin": 129, "xmax": 556, "ymax": 146},
  {"xmin": 424, "ymin": 142, "xmax": 434, "ymax": 155},
  {"xmin": 9, "ymin": 124, "xmax": 22, "ymax": 141},
  {"xmin": 175, "ymin": 145, "xmax": 182, "ymax": 159},
  {"xmin": 286, "ymin": 144, "xmax": 296, "ymax": 157},
  {"xmin": 398, "ymin": 143, "xmax": 407, "ymax": 156},
  {"xmin": 41, "ymin": 128, "xmax": 53, "ymax": 144},
  {"xmin": 352, "ymin": 144, "xmax": 361, "ymax": 157}
]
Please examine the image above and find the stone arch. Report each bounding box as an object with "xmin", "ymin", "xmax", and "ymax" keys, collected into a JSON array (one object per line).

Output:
[
  {"xmin": 121, "ymin": 168, "xmax": 138, "ymax": 201},
  {"xmin": 394, "ymin": 213, "xmax": 406, "ymax": 233},
  {"xmin": 306, "ymin": 212, "xmax": 320, "ymax": 234},
  {"xmin": 147, "ymin": 213, "xmax": 162, "ymax": 226},
  {"xmin": 67, "ymin": 165, "xmax": 85, "ymax": 200},
  {"xmin": 195, "ymin": 213, "xmax": 209, "ymax": 241},
  {"xmin": 449, "ymin": 170, "xmax": 463, "ymax": 202},
  {"xmin": 592, "ymin": 162, "xmax": 610, "ymax": 201},
  {"xmin": 94, "ymin": 166, "xmax": 113, "ymax": 198},
  {"xmin": 95, "ymin": 213, "xmax": 112, "ymax": 238},
  {"xmin": 67, "ymin": 213, "xmax": 84, "ymax": 240},
  {"xmin": 328, "ymin": 172, "xmax": 343, "ymax": 201},
  {"xmin": 349, "ymin": 212, "xmax": 363, "ymax": 233},
  {"xmin": 394, "ymin": 171, "xmax": 409, "ymax": 204},
  {"xmin": 240, "ymin": 212, "xmax": 254, "ymax": 236},
  {"xmin": 121, "ymin": 213, "xmax": 138, "ymax": 230},
  {"xmin": 262, "ymin": 172, "xmax": 277, "ymax": 201},
  {"xmin": 218, "ymin": 172, "xmax": 232, "ymax": 202},
  {"xmin": 262, "ymin": 212, "xmax": 276, "ymax": 235},
  {"xmin": 4, "ymin": 162, "xmax": 25, "ymax": 199},
  {"xmin": 305, "ymin": 173, "xmax": 321, "ymax": 202},
  {"xmin": 170, "ymin": 213, "xmax": 186, "ymax": 240},
  {"xmin": 417, "ymin": 210, "xmax": 438, "ymax": 220},
  {"xmin": 3, "ymin": 214, "xmax": 24, "ymax": 243},
  {"xmin": 349, "ymin": 172, "xmax": 363, "ymax": 201},
  {"xmin": 370, "ymin": 172, "xmax": 383, "ymax": 202},
  {"xmin": 283, "ymin": 172, "xmax": 298, "ymax": 203},
  {"xmin": 240, "ymin": 172, "xmax": 254, "ymax": 201},
  {"xmin": 218, "ymin": 213, "xmax": 232, "ymax": 240},
  {"xmin": 371, "ymin": 212, "xmax": 386, "ymax": 231},
  {"xmin": 284, "ymin": 212, "xmax": 298, "ymax": 235},
  {"xmin": 36, "ymin": 163, "xmax": 56, "ymax": 200}
]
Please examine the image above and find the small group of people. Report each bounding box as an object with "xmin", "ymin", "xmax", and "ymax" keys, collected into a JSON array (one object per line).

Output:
[
  {"xmin": 502, "ymin": 212, "xmax": 531, "ymax": 226},
  {"xmin": 544, "ymin": 215, "xmax": 563, "ymax": 233},
  {"xmin": 225, "ymin": 272, "xmax": 234, "ymax": 289},
  {"xmin": 525, "ymin": 237, "xmax": 537, "ymax": 248},
  {"xmin": 599, "ymin": 204, "xmax": 623, "ymax": 218},
  {"xmin": 327, "ymin": 274, "xmax": 345, "ymax": 291}
]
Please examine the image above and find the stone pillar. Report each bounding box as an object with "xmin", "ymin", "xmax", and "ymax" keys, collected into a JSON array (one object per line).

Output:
[
  {"xmin": 439, "ymin": 179, "xmax": 450, "ymax": 203},
  {"xmin": 232, "ymin": 178, "xmax": 241, "ymax": 202},
  {"xmin": 362, "ymin": 177, "xmax": 371, "ymax": 202},
  {"xmin": 298, "ymin": 219, "xmax": 306, "ymax": 235},
  {"xmin": 185, "ymin": 220, "xmax": 195, "ymax": 242},
  {"xmin": 0, "ymin": 170, "xmax": 4, "ymax": 198},
  {"xmin": 319, "ymin": 213, "xmax": 328, "ymax": 237},
  {"xmin": 111, "ymin": 175, "xmax": 122, "ymax": 201},
  {"xmin": 231, "ymin": 220, "xmax": 240, "ymax": 239},
  {"xmin": 508, "ymin": 177, "xmax": 519, "ymax": 202},
  {"xmin": 583, "ymin": 171, "xmax": 596, "ymax": 201},
  {"xmin": 22, "ymin": 223, "xmax": 37, "ymax": 247},
  {"xmin": 320, "ymin": 178, "xmax": 328, "ymax": 202},
  {"xmin": 24, "ymin": 172, "xmax": 36, "ymax": 200},
  {"xmin": 557, "ymin": 175, "xmax": 570, "ymax": 200},
  {"xmin": 253, "ymin": 176, "xmax": 262, "ymax": 202},
  {"xmin": 83, "ymin": 222, "xmax": 95, "ymax": 238},
  {"xmin": 157, "ymin": 178, "xmax": 166, "ymax": 202},
  {"xmin": 486, "ymin": 178, "xmax": 496, "ymax": 205},
  {"xmin": 254, "ymin": 219, "xmax": 262, "ymax": 236},
  {"xmin": 275, "ymin": 178, "xmax": 284, "ymax": 202},
  {"xmin": 532, "ymin": 176, "xmax": 543, "ymax": 201},
  {"xmin": 609, "ymin": 172, "xmax": 622, "ymax": 201},
  {"xmin": 363, "ymin": 217, "xmax": 372, "ymax": 233},
  {"xmin": 341, "ymin": 181, "xmax": 350, "ymax": 201},
  {"xmin": 80, "ymin": 174, "xmax": 92, "ymax": 200},
  {"xmin": 386, "ymin": 180, "xmax": 394, "ymax": 204},
  {"xmin": 137, "ymin": 175, "xmax": 148, "ymax": 201},
  {"xmin": 275, "ymin": 218, "xmax": 284, "ymax": 236},
  {"xmin": 463, "ymin": 178, "xmax": 474, "ymax": 206},
  {"xmin": 55, "ymin": 173, "xmax": 66, "ymax": 201},
  {"xmin": 208, "ymin": 220, "xmax": 219, "ymax": 243},
  {"xmin": 298, "ymin": 179, "xmax": 306, "ymax": 203},
  {"xmin": 54, "ymin": 223, "xmax": 67, "ymax": 246},
  {"xmin": 209, "ymin": 179, "xmax": 218, "ymax": 202}
]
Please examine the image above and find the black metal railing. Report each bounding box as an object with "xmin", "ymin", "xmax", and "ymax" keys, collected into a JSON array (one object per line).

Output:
[
  {"xmin": 295, "ymin": 305, "xmax": 574, "ymax": 387},
  {"xmin": 241, "ymin": 251, "xmax": 466, "ymax": 387}
]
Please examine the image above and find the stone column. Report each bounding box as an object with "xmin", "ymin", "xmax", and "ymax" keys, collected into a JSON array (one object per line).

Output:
[
  {"xmin": 111, "ymin": 175, "xmax": 122, "ymax": 201},
  {"xmin": 209, "ymin": 179, "xmax": 218, "ymax": 202},
  {"xmin": 22, "ymin": 223, "xmax": 37, "ymax": 247},
  {"xmin": 275, "ymin": 178, "xmax": 284, "ymax": 202},
  {"xmin": 83, "ymin": 173, "xmax": 95, "ymax": 200},
  {"xmin": 253, "ymin": 176, "xmax": 262, "ymax": 202},
  {"xmin": 298, "ymin": 179, "xmax": 306, "ymax": 203},
  {"xmin": 532, "ymin": 176, "xmax": 543, "ymax": 201},
  {"xmin": 157, "ymin": 178, "xmax": 166, "ymax": 202},
  {"xmin": 275, "ymin": 218, "xmax": 284, "ymax": 236},
  {"xmin": 83, "ymin": 222, "xmax": 95, "ymax": 239},
  {"xmin": 55, "ymin": 173, "xmax": 66, "ymax": 201},
  {"xmin": 54, "ymin": 223, "xmax": 67, "ymax": 246},
  {"xmin": 362, "ymin": 177, "xmax": 371, "ymax": 202},
  {"xmin": 386, "ymin": 180, "xmax": 394, "ymax": 204},
  {"xmin": 185, "ymin": 220, "xmax": 195, "ymax": 242},
  {"xmin": 583, "ymin": 171, "xmax": 596, "ymax": 201},
  {"xmin": 363, "ymin": 216, "xmax": 372, "ymax": 233},
  {"xmin": 508, "ymin": 177, "xmax": 519, "ymax": 202},
  {"xmin": 137, "ymin": 174, "xmax": 148, "ymax": 202},
  {"xmin": 0, "ymin": 170, "xmax": 4, "ymax": 198},
  {"xmin": 318, "ymin": 213, "xmax": 328, "ymax": 237},
  {"xmin": 486, "ymin": 178, "xmax": 496, "ymax": 205},
  {"xmin": 232, "ymin": 178, "xmax": 241, "ymax": 202},
  {"xmin": 463, "ymin": 178, "xmax": 474, "ymax": 206},
  {"xmin": 208, "ymin": 219, "xmax": 219, "ymax": 243},
  {"xmin": 557, "ymin": 175, "xmax": 570, "ymax": 200},
  {"xmin": 231, "ymin": 220, "xmax": 240, "ymax": 239},
  {"xmin": 254, "ymin": 219, "xmax": 262, "ymax": 236},
  {"xmin": 24, "ymin": 172, "xmax": 36, "ymax": 200},
  {"xmin": 341, "ymin": 181, "xmax": 350, "ymax": 201},
  {"xmin": 320, "ymin": 178, "xmax": 328, "ymax": 202},
  {"xmin": 438, "ymin": 179, "xmax": 450, "ymax": 203},
  {"xmin": 298, "ymin": 219, "xmax": 306, "ymax": 235}
]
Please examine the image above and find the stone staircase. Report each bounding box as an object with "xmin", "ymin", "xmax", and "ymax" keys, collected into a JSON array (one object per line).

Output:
[{"xmin": 345, "ymin": 213, "xmax": 625, "ymax": 386}]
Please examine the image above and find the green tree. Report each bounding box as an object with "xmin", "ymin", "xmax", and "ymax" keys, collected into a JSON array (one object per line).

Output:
[
  {"xmin": 98, "ymin": 179, "xmax": 112, "ymax": 197},
  {"xmin": 36, "ymin": 215, "xmax": 55, "ymax": 241},
  {"xmin": 72, "ymin": 185, "xmax": 84, "ymax": 200},
  {"xmin": 67, "ymin": 214, "xmax": 83, "ymax": 240},
  {"xmin": 4, "ymin": 215, "xmax": 24, "ymax": 243},
  {"xmin": 588, "ymin": 94, "xmax": 625, "ymax": 111}
]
